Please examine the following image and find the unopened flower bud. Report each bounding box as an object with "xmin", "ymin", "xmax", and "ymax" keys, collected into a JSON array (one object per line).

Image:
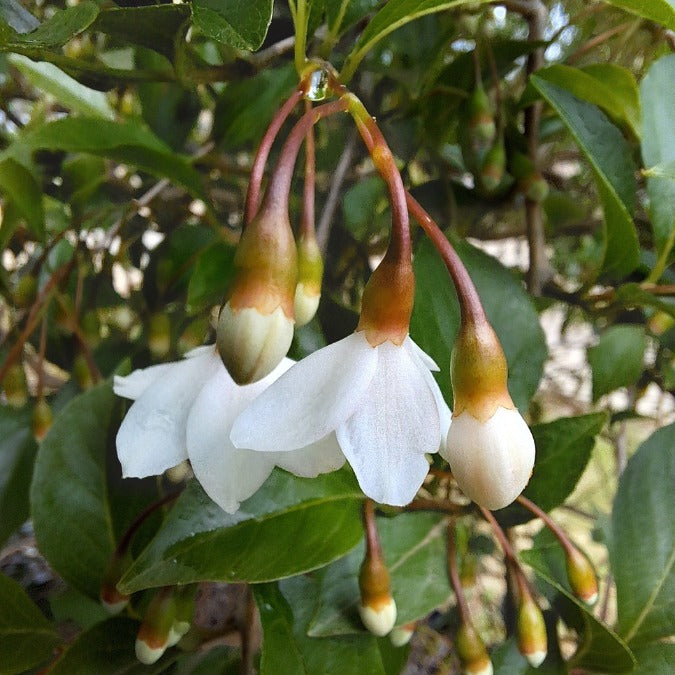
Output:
[
  {"xmin": 3, "ymin": 363, "xmax": 28, "ymax": 408},
  {"xmin": 456, "ymin": 621, "xmax": 493, "ymax": 675},
  {"xmin": 148, "ymin": 313, "xmax": 171, "ymax": 359},
  {"xmin": 511, "ymin": 152, "xmax": 549, "ymax": 203},
  {"xmin": 390, "ymin": 622, "xmax": 415, "ymax": 647},
  {"xmin": 479, "ymin": 141, "xmax": 506, "ymax": 194},
  {"xmin": 12, "ymin": 275, "xmax": 37, "ymax": 309},
  {"xmin": 73, "ymin": 354, "xmax": 94, "ymax": 390},
  {"xmin": 165, "ymin": 460, "xmax": 192, "ymax": 483},
  {"xmin": 135, "ymin": 589, "xmax": 176, "ymax": 665},
  {"xmin": 517, "ymin": 595, "xmax": 547, "ymax": 668},
  {"xmin": 465, "ymin": 85, "xmax": 496, "ymax": 148},
  {"xmin": 32, "ymin": 399, "xmax": 54, "ymax": 442},
  {"xmin": 166, "ymin": 585, "xmax": 195, "ymax": 647},
  {"xmin": 358, "ymin": 546, "xmax": 397, "ymax": 636},
  {"xmin": 294, "ymin": 233, "xmax": 323, "ymax": 326},
  {"xmin": 566, "ymin": 547, "xmax": 598, "ymax": 605},
  {"xmin": 217, "ymin": 206, "xmax": 297, "ymax": 384},
  {"xmin": 442, "ymin": 319, "xmax": 535, "ymax": 510},
  {"xmin": 100, "ymin": 552, "xmax": 131, "ymax": 614}
]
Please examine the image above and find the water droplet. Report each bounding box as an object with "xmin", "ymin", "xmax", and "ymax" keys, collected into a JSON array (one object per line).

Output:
[{"xmin": 306, "ymin": 68, "xmax": 329, "ymax": 102}]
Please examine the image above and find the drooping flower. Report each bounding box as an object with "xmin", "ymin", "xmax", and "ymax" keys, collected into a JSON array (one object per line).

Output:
[
  {"xmin": 114, "ymin": 345, "xmax": 344, "ymax": 514},
  {"xmin": 230, "ymin": 331, "xmax": 450, "ymax": 506}
]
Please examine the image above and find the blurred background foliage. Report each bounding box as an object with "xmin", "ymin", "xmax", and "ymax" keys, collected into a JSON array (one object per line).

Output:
[{"xmin": 0, "ymin": 0, "xmax": 673, "ymax": 673}]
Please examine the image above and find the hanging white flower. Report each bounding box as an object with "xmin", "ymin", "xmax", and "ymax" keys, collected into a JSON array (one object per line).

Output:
[
  {"xmin": 114, "ymin": 345, "xmax": 344, "ymax": 513},
  {"xmin": 230, "ymin": 332, "xmax": 450, "ymax": 506}
]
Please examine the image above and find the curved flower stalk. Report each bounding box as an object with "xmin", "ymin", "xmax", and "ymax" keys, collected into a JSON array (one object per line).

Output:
[{"xmin": 114, "ymin": 345, "xmax": 344, "ymax": 513}]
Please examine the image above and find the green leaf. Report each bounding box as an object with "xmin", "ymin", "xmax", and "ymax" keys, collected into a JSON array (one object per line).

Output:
[
  {"xmin": 521, "ymin": 542, "xmax": 636, "ymax": 673},
  {"xmin": 92, "ymin": 5, "xmax": 191, "ymax": 62},
  {"xmin": 9, "ymin": 54, "xmax": 115, "ymax": 119},
  {"xmin": 0, "ymin": 158, "xmax": 43, "ymax": 238},
  {"xmin": 340, "ymin": 0, "xmax": 492, "ymax": 82},
  {"xmin": 48, "ymin": 617, "xmax": 173, "ymax": 674},
  {"xmin": 534, "ymin": 64, "xmax": 640, "ymax": 138},
  {"xmin": 0, "ymin": 2, "xmax": 98, "ymax": 50},
  {"xmin": 0, "ymin": 407, "xmax": 38, "ymax": 546},
  {"xmin": 410, "ymin": 236, "xmax": 547, "ymax": 411},
  {"xmin": 532, "ymin": 76, "xmax": 639, "ymax": 281},
  {"xmin": 192, "ymin": 0, "xmax": 273, "ymax": 51},
  {"xmin": 491, "ymin": 637, "xmax": 566, "ymax": 674},
  {"xmin": 0, "ymin": 573, "xmax": 60, "ymax": 675},
  {"xmin": 254, "ymin": 578, "xmax": 405, "ymax": 675},
  {"xmin": 186, "ymin": 240, "xmax": 235, "ymax": 314},
  {"xmin": 588, "ymin": 324, "xmax": 646, "ymax": 401},
  {"xmin": 30, "ymin": 382, "xmax": 116, "ymax": 598},
  {"xmin": 600, "ymin": 0, "xmax": 675, "ymax": 30},
  {"xmin": 610, "ymin": 423, "xmax": 675, "ymax": 646},
  {"xmin": 631, "ymin": 643, "xmax": 675, "ymax": 675},
  {"xmin": 119, "ymin": 470, "xmax": 364, "ymax": 593},
  {"xmin": 325, "ymin": 0, "xmax": 380, "ymax": 36},
  {"xmin": 1, "ymin": 117, "xmax": 207, "ymax": 201},
  {"xmin": 308, "ymin": 512, "xmax": 450, "ymax": 636},
  {"xmin": 499, "ymin": 413, "xmax": 606, "ymax": 526},
  {"xmin": 640, "ymin": 54, "xmax": 675, "ymax": 261},
  {"xmin": 0, "ymin": 0, "xmax": 39, "ymax": 33},
  {"xmin": 342, "ymin": 176, "xmax": 388, "ymax": 240}
]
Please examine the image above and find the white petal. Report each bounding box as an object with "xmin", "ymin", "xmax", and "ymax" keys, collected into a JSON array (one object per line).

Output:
[
  {"xmin": 336, "ymin": 341, "xmax": 440, "ymax": 506},
  {"xmin": 442, "ymin": 407, "xmax": 535, "ymax": 510},
  {"xmin": 116, "ymin": 348, "xmax": 220, "ymax": 478},
  {"xmin": 271, "ymin": 432, "xmax": 346, "ymax": 477},
  {"xmin": 113, "ymin": 363, "xmax": 174, "ymax": 401},
  {"xmin": 186, "ymin": 360, "xmax": 294, "ymax": 513},
  {"xmin": 405, "ymin": 336, "xmax": 440, "ymax": 371},
  {"xmin": 404, "ymin": 338, "xmax": 451, "ymax": 451},
  {"xmin": 231, "ymin": 332, "xmax": 378, "ymax": 452}
]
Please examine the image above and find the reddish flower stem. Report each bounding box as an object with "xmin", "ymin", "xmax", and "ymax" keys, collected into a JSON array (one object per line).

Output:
[
  {"xmin": 362, "ymin": 499, "xmax": 383, "ymax": 561},
  {"xmin": 244, "ymin": 88, "xmax": 305, "ymax": 225},
  {"xmin": 447, "ymin": 521, "xmax": 471, "ymax": 623},
  {"xmin": 516, "ymin": 494, "xmax": 575, "ymax": 557}
]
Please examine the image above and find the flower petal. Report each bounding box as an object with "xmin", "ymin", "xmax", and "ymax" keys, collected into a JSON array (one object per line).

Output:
[
  {"xmin": 231, "ymin": 332, "xmax": 378, "ymax": 452},
  {"xmin": 271, "ymin": 432, "xmax": 346, "ymax": 477},
  {"xmin": 405, "ymin": 336, "xmax": 440, "ymax": 371},
  {"xmin": 113, "ymin": 363, "xmax": 174, "ymax": 401},
  {"xmin": 116, "ymin": 347, "xmax": 220, "ymax": 478},
  {"xmin": 336, "ymin": 341, "xmax": 439, "ymax": 506},
  {"xmin": 186, "ymin": 362, "xmax": 277, "ymax": 514}
]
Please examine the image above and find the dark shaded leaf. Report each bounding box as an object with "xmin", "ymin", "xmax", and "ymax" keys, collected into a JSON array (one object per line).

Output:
[{"xmin": 192, "ymin": 0, "xmax": 273, "ymax": 51}]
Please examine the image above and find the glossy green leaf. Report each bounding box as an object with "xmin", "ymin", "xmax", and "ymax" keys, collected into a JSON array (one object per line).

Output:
[
  {"xmin": 0, "ymin": 2, "xmax": 98, "ymax": 50},
  {"xmin": 254, "ymin": 578, "xmax": 406, "ymax": 675},
  {"xmin": 491, "ymin": 637, "xmax": 566, "ymax": 675},
  {"xmin": 0, "ymin": 407, "xmax": 38, "ymax": 546},
  {"xmin": 499, "ymin": 413, "xmax": 606, "ymax": 526},
  {"xmin": 342, "ymin": 175, "xmax": 388, "ymax": 239},
  {"xmin": 588, "ymin": 324, "xmax": 646, "ymax": 401},
  {"xmin": 9, "ymin": 54, "xmax": 115, "ymax": 119},
  {"xmin": 325, "ymin": 0, "xmax": 380, "ymax": 36},
  {"xmin": 186, "ymin": 240, "xmax": 235, "ymax": 314},
  {"xmin": 600, "ymin": 0, "xmax": 675, "ymax": 30},
  {"xmin": 308, "ymin": 512, "xmax": 450, "ymax": 636},
  {"xmin": 610, "ymin": 423, "xmax": 675, "ymax": 646},
  {"xmin": 30, "ymin": 382, "xmax": 116, "ymax": 598},
  {"xmin": 532, "ymin": 76, "xmax": 639, "ymax": 280},
  {"xmin": 521, "ymin": 542, "xmax": 636, "ymax": 673},
  {"xmin": 410, "ymin": 237, "xmax": 547, "ymax": 411},
  {"xmin": 640, "ymin": 54, "xmax": 675, "ymax": 262},
  {"xmin": 535, "ymin": 64, "xmax": 640, "ymax": 137},
  {"xmin": 92, "ymin": 5, "xmax": 191, "ymax": 62},
  {"xmin": 0, "ymin": 158, "xmax": 43, "ymax": 238},
  {"xmin": 0, "ymin": 572, "xmax": 59, "ymax": 675},
  {"xmin": 340, "ymin": 0, "xmax": 491, "ymax": 82},
  {"xmin": 192, "ymin": 0, "xmax": 273, "ymax": 51},
  {"xmin": 120, "ymin": 470, "xmax": 364, "ymax": 593},
  {"xmin": 0, "ymin": 0, "xmax": 38, "ymax": 32},
  {"xmin": 631, "ymin": 643, "xmax": 675, "ymax": 675},
  {"xmin": 48, "ymin": 617, "xmax": 174, "ymax": 674},
  {"xmin": 1, "ymin": 117, "xmax": 207, "ymax": 201}
]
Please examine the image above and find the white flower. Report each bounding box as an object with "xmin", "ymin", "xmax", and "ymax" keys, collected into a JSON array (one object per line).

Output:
[
  {"xmin": 230, "ymin": 332, "xmax": 451, "ymax": 506},
  {"xmin": 114, "ymin": 345, "xmax": 344, "ymax": 513},
  {"xmin": 442, "ymin": 406, "xmax": 535, "ymax": 510}
]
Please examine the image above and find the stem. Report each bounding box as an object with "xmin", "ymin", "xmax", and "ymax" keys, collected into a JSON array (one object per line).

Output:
[
  {"xmin": 363, "ymin": 499, "xmax": 383, "ymax": 561},
  {"xmin": 447, "ymin": 522, "xmax": 471, "ymax": 622},
  {"xmin": 403, "ymin": 498, "xmax": 466, "ymax": 516},
  {"xmin": 37, "ymin": 317, "xmax": 47, "ymax": 400},
  {"xmin": 516, "ymin": 495, "xmax": 575, "ymax": 557},
  {"xmin": 300, "ymin": 99, "xmax": 316, "ymax": 238},
  {"xmin": 244, "ymin": 88, "xmax": 305, "ymax": 225},
  {"xmin": 293, "ymin": 0, "xmax": 308, "ymax": 75},
  {"xmin": 320, "ymin": 0, "xmax": 350, "ymax": 57},
  {"xmin": 262, "ymin": 98, "xmax": 349, "ymax": 215},
  {"xmin": 647, "ymin": 226, "xmax": 675, "ymax": 283}
]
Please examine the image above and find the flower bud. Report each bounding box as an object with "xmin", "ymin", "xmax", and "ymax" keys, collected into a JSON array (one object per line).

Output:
[
  {"xmin": 512, "ymin": 152, "xmax": 549, "ymax": 203},
  {"xmin": 217, "ymin": 206, "xmax": 296, "ymax": 384},
  {"xmin": 166, "ymin": 585, "xmax": 195, "ymax": 647},
  {"xmin": 294, "ymin": 233, "xmax": 323, "ymax": 327},
  {"xmin": 358, "ymin": 548, "xmax": 397, "ymax": 637},
  {"xmin": 456, "ymin": 621, "xmax": 493, "ymax": 675},
  {"xmin": 465, "ymin": 85, "xmax": 496, "ymax": 148},
  {"xmin": 517, "ymin": 595, "xmax": 547, "ymax": 668},
  {"xmin": 479, "ymin": 140, "xmax": 506, "ymax": 194},
  {"xmin": 12, "ymin": 275, "xmax": 37, "ymax": 309},
  {"xmin": 100, "ymin": 553, "xmax": 131, "ymax": 615},
  {"xmin": 73, "ymin": 354, "xmax": 94, "ymax": 390},
  {"xmin": 566, "ymin": 547, "xmax": 598, "ymax": 605},
  {"xmin": 148, "ymin": 313, "xmax": 171, "ymax": 359},
  {"xmin": 390, "ymin": 622, "xmax": 415, "ymax": 647},
  {"xmin": 135, "ymin": 589, "xmax": 176, "ymax": 665},
  {"xmin": 442, "ymin": 319, "xmax": 535, "ymax": 510},
  {"xmin": 3, "ymin": 362, "xmax": 28, "ymax": 408},
  {"xmin": 32, "ymin": 399, "xmax": 54, "ymax": 442}
]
